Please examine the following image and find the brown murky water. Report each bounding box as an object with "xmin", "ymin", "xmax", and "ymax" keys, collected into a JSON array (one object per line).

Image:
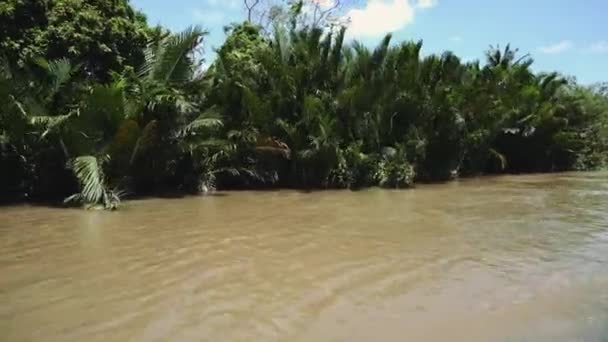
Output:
[{"xmin": 1, "ymin": 172, "xmax": 608, "ymax": 341}]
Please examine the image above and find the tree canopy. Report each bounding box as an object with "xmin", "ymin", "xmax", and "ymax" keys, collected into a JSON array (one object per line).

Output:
[{"xmin": 0, "ymin": 0, "xmax": 150, "ymax": 80}]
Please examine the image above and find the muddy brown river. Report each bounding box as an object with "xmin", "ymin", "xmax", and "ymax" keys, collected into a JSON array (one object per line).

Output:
[{"xmin": 1, "ymin": 172, "xmax": 607, "ymax": 341}]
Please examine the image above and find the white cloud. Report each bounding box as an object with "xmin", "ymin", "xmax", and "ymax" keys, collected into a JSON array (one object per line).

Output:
[
  {"xmin": 450, "ymin": 35, "xmax": 462, "ymax": 43},
  {"xmin": 312, "ymin": 0, "xmax": 337, "ymax": 9},
  {"xmin": 538, "ymin": 40, "xmax": 574, "ymax": 54},
  {"xmin": 345, "ymin": 0, "xmax": 415, "ymax": 37},
  {"xmin": 590, "ymin": 41, "xmax": 608, "ymax": 53},
  {"xmin": 303, "ymin": 0, "xmax": 337, "ymax": 16},
  {"xmin": 416, "ymin": 0, "xmax": 437, "ymax": 9}
]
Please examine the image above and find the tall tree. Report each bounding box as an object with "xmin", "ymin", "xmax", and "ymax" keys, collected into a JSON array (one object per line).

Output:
[
  {"xmin": 241, "ymin": 0, "xmax": 356, "ymax": 29},
  {"xmin": 0, "ymin": 0, "xmax": 151, "ymax": 80}
]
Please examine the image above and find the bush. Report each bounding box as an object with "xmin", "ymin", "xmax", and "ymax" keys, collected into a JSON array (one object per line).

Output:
[{"xmin": 375, "ymin": 146, "xmax": 416, "ymax": 188}]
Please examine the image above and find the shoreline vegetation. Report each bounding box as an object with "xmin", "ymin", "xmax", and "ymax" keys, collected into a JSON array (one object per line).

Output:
[{"xmin": 1, "ymin": 0, "xmax": 607, "ymax": 210}]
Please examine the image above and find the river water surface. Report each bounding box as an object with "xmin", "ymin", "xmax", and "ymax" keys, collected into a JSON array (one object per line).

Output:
[{"xmin": 1, "ymin": 172, "xmax": 608, "ymax": 341}]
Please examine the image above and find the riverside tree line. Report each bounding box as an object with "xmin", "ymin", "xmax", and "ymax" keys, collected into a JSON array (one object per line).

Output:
[{"xmin": 1, "ymin": 0, "xmax": 607, "ymax": 209}]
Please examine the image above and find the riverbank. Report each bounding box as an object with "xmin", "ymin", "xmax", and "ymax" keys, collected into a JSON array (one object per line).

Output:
[{"xmin": 1, "ymin": 171, "xmax": 604, "ymax": 210}]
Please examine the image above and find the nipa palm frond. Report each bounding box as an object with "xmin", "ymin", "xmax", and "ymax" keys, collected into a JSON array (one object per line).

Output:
[
  {"xmin": 149, "ymin": 26, "xmax": 208, "ymax": 84},
  {"xmin": 182, "ymin": 107, "xmax": 224, "ymax": 134},
  {"xmin": 35, "ymin": 58, "xmax": 77, "ymax": 100},
  {"xmin": 68, "ymin": 155, "xmax": 107, "ymax": 204},
  {"xmin": 30, "ymin": 112, "xmax": 74, "ymax": 138},
  {"xmin": 130, "ymin": 120, "xmax": 158, "ymax": 164}
]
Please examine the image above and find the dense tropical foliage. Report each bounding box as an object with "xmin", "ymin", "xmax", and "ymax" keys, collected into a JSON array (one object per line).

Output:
[
  {"xmin": 1, "ymin": 0, "xmax": 607, "ymax": 208},
  {"xmin": 0, "ymin": 0, "xmax": 152, "ymax": 80}
]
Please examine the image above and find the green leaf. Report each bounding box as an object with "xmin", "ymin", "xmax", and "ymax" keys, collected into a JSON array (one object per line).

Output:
[
  {"xmin": 184, "ymin": 107, "xmax": 223, "ymax": 133},
  {"xmin": 69, "ymin": 155, "xmax": 106, "ymax": 204},
  {"xmin": 130, "ymin": 120, "xmax": 158, "ymax": 164},
  {"xmin": 30, "ymin": 112, "xmax": 73, "ymax": 138}
]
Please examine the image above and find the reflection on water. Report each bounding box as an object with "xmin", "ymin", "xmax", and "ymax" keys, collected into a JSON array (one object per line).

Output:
[{"xmin": 1, "ymin": 172, "xmax": 607, "ymax": 341}]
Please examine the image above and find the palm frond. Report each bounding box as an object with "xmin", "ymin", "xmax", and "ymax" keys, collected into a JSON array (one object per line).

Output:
[
  {"xmin": 187, "ymin": 138, "xmax": 230, "ymax": 150},
  {"xmin": 130, "ymin": 120, "xmax": 158, "ymax": 164},
  {"xmin": 35, "ymin": 58, "xmax": 77, "ymax": 99},
  {"xmin": 149, "ymin": 26, "xmax": 208, "ymax": 84},
  {"xmin": 68, "ymin": 155, "xmax": 106, "ymax": 204},
  {"xmin": 183, "ymin": 107, "xmax": 224, "ymax": 134},
  {"xmin": 488, "ymin": 148, "xmax": 507, "ymax": 171},
  {"xmin": 47, "ymin": 59, "xmax": 76, "ymax": 96},
  {"xmin": 298, "ymin": 148, "xmax": 317, "ymax": 160},
  {"xmin": 137, "ymin": 45, "xmax": 158, "ymax": 79},
  {"xmin": 30, "ymin": 112, "xmax": 73, "ymax": 138},
  {"xmin": 79, "ymin": 82, "xmax": 126, "ymax": 140}
]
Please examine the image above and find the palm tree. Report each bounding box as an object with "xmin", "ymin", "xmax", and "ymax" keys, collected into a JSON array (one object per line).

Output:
[
  {"xmin": 59, "ymin": 26, "xmax": 228, "ymax": 208},
  {"xmin": 0, "ymin": 57, "xmax": 81, "ymax": 200}
]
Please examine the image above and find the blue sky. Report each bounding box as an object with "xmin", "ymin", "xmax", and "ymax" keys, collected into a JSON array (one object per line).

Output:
[{"xmin": 131, "ymin": 0, "xmax": 608, "ymax": 84}]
